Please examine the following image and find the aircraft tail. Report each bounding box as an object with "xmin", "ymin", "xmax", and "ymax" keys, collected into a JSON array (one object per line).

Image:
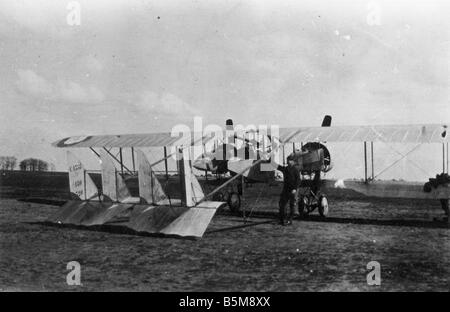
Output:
[
  {"xmin": 178, "ymin": 148, "xmax": 205, "ymax": 207},
  {"xmin": 49, "ymin": 148, "xmax": 223, "ymax": 238},
  {"xmin": 136, "ymin": 149, "xmax": 168, "ymax": 204},
  {"xmin": 67, "ymin": 151, "xmax": 98, "ymax": 200},
  {"xmin": 100, "ymin": 150, "xmax": 131, "ymax": 202}
]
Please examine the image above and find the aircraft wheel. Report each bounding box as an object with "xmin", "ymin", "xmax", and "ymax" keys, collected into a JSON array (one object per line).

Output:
[
  {"xmin": 227, "ymin": 192, "xmax": 241, "ymax": 213},
  {"xmin": 298, "ymin": 195, "xmax": 308, "ymax": 218},
  {"xmin": 318, "ymin": 195, "xmax": 329, "ymax": 217},
  {"xmin": 222, "ymin": 190, "xmax": 230, "ymax": 202},
  {"xmin": 212, "ymin": 191, "xmax": 225, "ymax": 202}
]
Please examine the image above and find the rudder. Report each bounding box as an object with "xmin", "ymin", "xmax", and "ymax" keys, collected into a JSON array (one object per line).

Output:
[
  {"xmin": 67, "ymin": 151, "xmax": 98, "ymax": 200},
  {"xmin": 100, "ymin": 150, "xmax": 131, "ymax": 202},
  {"xmin": 136, "ymin": 149, "xmax": 168, "ymax": 204}
]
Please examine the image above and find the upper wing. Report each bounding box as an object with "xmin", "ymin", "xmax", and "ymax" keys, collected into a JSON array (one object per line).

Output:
[
  {"xmin": 52, "ymin": 132, "xmax": 209, "ymax": 148},
  {"xmin": 279, "ymin": 123, "xmax": 449, "ymax": 144},
  {"xmin": 53, "ymin": 123, "xmax": 450, "ymax": 148}
]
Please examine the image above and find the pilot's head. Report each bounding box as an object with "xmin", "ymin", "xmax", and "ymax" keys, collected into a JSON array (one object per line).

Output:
[{"xmin": 287, "ymin": 155, "xmax": 295, "ymax": 167}]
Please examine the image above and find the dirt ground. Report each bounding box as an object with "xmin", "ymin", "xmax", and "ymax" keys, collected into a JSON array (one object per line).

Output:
[{"xmin": 0, "ymin": 186, "xmax": 449, "ymax": 291}]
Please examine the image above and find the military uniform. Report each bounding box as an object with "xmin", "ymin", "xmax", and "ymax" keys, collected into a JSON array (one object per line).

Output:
[{"xmin": 277, "ymin": 164, "xmax": 300, "ymax": 225}]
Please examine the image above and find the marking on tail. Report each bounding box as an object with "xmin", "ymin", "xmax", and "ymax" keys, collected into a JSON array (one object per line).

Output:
[{"xmin": 67, "ymin": 151, "xmax": 98, "ymax": 200}]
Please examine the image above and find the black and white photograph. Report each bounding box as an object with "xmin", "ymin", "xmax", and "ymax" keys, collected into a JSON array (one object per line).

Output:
[{"xmin": 0, "ymin": 0, "xmax": 449, "ymax": 295}]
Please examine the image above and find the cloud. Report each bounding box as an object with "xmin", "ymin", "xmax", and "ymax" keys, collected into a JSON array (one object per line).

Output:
[
  {"xmin": 58, "ymin": 80, "xmax": 104, "ymax": 103},
  {"xmin": 16, "ymin": 69, "xmax": 104, "ymax": 103},
  {"xmin": 15, "ymin": 69, "xmax": 53, "ymax": 97},
  {"xmin": 135, "ymin": 91, "xmax": 200, "ymax": 117}
]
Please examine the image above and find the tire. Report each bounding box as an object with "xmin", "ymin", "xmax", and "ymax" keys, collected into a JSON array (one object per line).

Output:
[
  {"xmin": 212, "ymin": 191, "xmax": 224, "ymax": 202},
  {"xmin": 298, "ymin": 195, "xmax": 308, "ymax": 218},
  {"xmin": 212, "ymin": 191, "xmax": 229, "ymax": 213},
  {"xmin": 227, "ymin": 192, "xmax": 241, "ymax": 213},
  {"xmin": 318, "ymin": 195, "xmax": 329, "ymax": 217}
]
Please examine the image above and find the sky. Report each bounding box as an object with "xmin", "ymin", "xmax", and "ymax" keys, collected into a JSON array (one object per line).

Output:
[{"xmin": 0, "ymin": 0, "xmax": 448, "ymax": 180}]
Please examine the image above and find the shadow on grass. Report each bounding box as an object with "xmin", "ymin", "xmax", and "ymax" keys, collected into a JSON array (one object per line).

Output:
[
  {"xmin": 26, "ymin": 221, "xmax": 199, "ymax": 240},
  {"xmin": 220, "ymin": 211, "xmax": 450, "ymax": 229},
  {"xmin": 24, "ymin": 205, "xmax": 449, "ymax": 241},
  {"xmin": 17, "ymin": 198, "xmax": 67, "ymax": 206}
]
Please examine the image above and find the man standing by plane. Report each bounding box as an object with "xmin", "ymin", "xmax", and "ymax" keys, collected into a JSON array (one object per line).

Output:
[{"xmin": 274, "ymin": 154, "xmax": 301, "ymax": 226}]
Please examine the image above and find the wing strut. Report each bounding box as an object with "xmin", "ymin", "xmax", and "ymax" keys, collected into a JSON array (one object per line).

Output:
[
  {"xmin": 197, "ymin": 157, "xmax": 269, "ymax": 206},
  {"xmin": 443, "ymin": 143, "xmax": 446, "ymax": 173},
  {"xmin": 163, "ymin": 146, "xmax": 169, "ymax": 180},
  {"xmin": 373, "ymin": 143, "xmax": 424, "ymax": 179},
  {"xmin": 371, "ymin": 142, "xmax": 374, "ymax": 180},
  {"xmin": 102, "ymin": 147, "xmax": 134, "ymax": 175},
  {"xmin": 364, "ymin": 142, "xmax": 368, "ymax": 183},
  {"xmin": 447, "ymin": 142, "xmax": 448, "ymax": 174},
  {"xmin": 131, "ymin": 147, "xmax": 136, "ymax": 172}
]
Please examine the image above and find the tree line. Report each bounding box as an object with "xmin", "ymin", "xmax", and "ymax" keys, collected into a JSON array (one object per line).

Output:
[{"xmin": 0, "ymin": 156, "xmax": 55, "ymax": 171}]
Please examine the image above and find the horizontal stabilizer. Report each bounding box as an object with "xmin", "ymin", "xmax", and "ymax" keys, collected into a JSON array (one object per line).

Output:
[
  {"xmin": 48, "ymin": 200, "xmax": 132, "ymax": 226},
  {"xmin": 160, "ymin": 202, "xmax": 223, "ymax": 237},
  {"xmin": 48, "ymin": 200, "xmax": 224, "ymax": 238},
  {"xmin": 67, "ymin": 151, "xmax": 98, "ymax": 200},
  {"xmin": 128, "ymin": 201, "xmax": 224, "ymax": 237}
]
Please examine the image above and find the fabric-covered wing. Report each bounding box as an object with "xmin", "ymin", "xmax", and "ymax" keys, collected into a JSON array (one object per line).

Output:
[
  {"xmin": 53, "ymin": 123, "xmax": 450, "ymax": 148},
  {"xmin": 52, "ymin": 132, "xmax": 209, "ymax": 148},
  {"xmin": 279, "ymin": 124, "xmax": 450, "ymax": 144}
]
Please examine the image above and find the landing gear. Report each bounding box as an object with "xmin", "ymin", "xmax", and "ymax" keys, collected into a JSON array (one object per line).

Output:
[
  {"xmin": 297, "ymin": 167, "xmax": 329, "ymax": 218},
  {"xmin": 318, "ymin": 195, "xmax": 329, "ymax": 217},
  {"xmin": 212, "ymin": 191, "xmax": 226, "ymax": 202},
  {"xmin": 298, "ymin": 194, "xmax": 308, "ymax": 218},
  {"xmin": 227, "ymin": 192, "xmax": 241, "ymax": 213},
  {"xmin": 209, "ymin": 182, "xmax": 242, "ymax": 213},
  {"xmin": 297, "ymin": 191, "xmax": 329, "ymax": 218}
]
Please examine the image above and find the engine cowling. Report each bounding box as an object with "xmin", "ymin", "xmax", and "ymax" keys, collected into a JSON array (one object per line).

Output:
[{"xmin": 290, "ymin": 142, "xmax": 332, "ymax": 174}]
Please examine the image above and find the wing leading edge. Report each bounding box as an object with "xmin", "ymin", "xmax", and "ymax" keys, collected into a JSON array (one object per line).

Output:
[
  {"xmin": 52, "ymin": 132, "xmax": 210, "ymax": 148},
  {"xmin": 279, "ymin": 124, "xmax": 449, "ymax": 144},
  {"xmin": 52, "ymin": 123, "xmax": 449, "ymax": 148}
]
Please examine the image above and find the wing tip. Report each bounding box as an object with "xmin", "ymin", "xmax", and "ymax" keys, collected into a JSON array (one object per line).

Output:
[
  {"xmin": 52, "ymin": 138, "xmax": 68, "ymax": 148},
  {"xmin": 52, "ymin": 136, "xmax": 92, "ymax": 148}
]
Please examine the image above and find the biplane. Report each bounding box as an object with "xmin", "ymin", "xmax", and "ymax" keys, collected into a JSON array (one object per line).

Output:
[
  {"xmin": 193, "ymin": 118, "xmax": 450, "ymax": 220},
  {"xmin": 48, "ymin": 120, "xmax": 450, "ymax": 239}
]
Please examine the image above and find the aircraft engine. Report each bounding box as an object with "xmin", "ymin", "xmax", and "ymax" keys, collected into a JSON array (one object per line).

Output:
[
  {"xmin": 293, "ymin": 115, "xmax": 333, "ymax": 173},
  {"xmin": 292, "ymin": 142, "xmax": 332, "ymax": 173}
]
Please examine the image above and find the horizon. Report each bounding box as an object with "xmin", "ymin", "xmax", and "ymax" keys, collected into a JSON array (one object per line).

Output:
[{"xmin": 0, "ymin": 0, "xmax": 448, "ymax": 180}]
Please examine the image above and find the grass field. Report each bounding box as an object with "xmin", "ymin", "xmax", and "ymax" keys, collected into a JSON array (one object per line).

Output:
[{"xmin": 0, "ymin": 175, "xmax": 449, "ymax": 291}]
